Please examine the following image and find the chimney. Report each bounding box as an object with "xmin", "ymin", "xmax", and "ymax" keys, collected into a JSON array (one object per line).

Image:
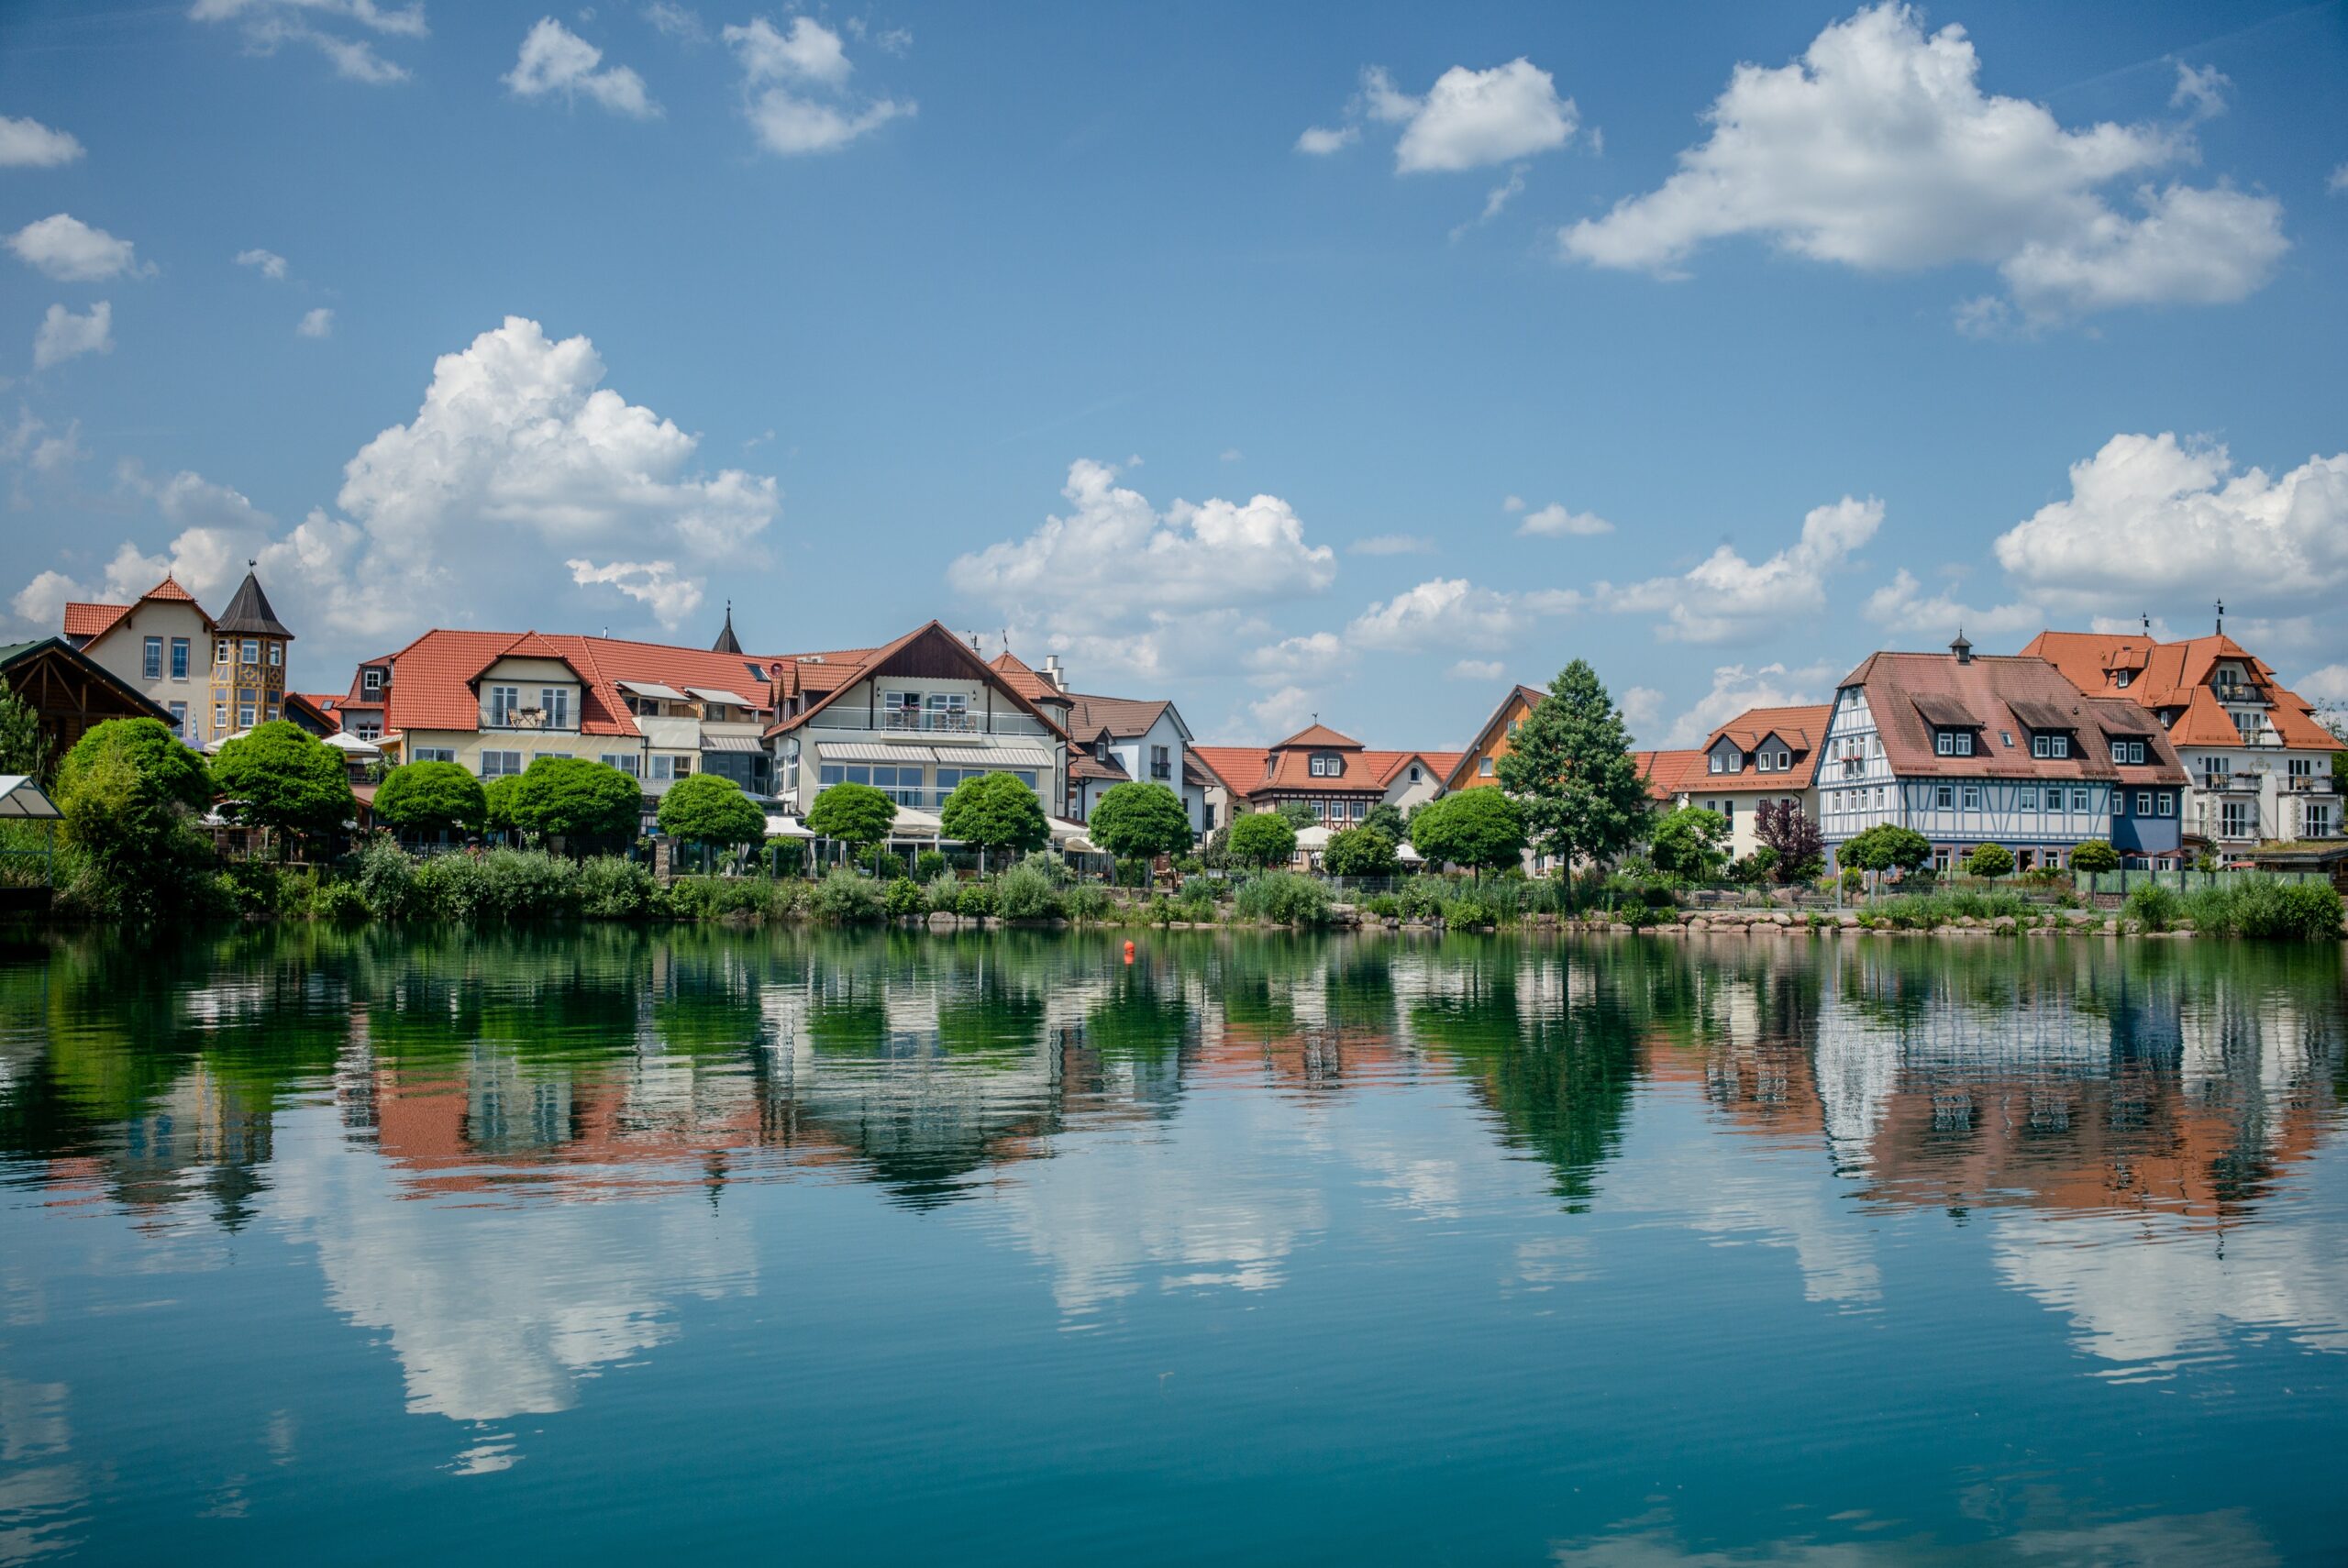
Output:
[
  {"xmin": 1041, "ymin": 653, "xmax": 1066, "ymax": 692},
  {"xmin": 1950, "ymin": 629, "xmax": 1973, "ymax": 665}
]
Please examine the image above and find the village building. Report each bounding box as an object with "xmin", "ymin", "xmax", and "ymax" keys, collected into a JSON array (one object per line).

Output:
[
  {"xmin": 2021, "ymin": 625, "xmax": 2342, "ymax": 851},
  {"xmin": 58, "ymin": 566, "xmax": 290, "ymax": 746},
  {"xmin": 1816, "ymin": 636, "xmax": 2190, "ymax": 873},
  {"xmin": 1677, "ymin": 704, "xmax": 1833, "ymax": 862},
  {"xmin": 1191, "ymin": 724, "xmax": 1456, "ymax": 829},
  {"xmin": 1443, "ymin": 684, "xmax": 1546, "ymax": 793}
]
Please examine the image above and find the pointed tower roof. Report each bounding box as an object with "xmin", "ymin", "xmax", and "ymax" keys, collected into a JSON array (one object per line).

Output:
[
  {"xmin": 214, "ymin": 565, "xmax": 293, "ymax": 638},
  {"xmin": 712, "ymin": 601, "xmax": 743, "ymax": 655}
]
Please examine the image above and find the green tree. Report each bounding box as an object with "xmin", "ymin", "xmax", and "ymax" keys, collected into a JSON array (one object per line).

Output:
[
  {"xmin": 0, "ymin": 678, "xmax": 49, "ymax": 780},
  {"xmin": 1361, "ymin": 801, "xmax": 1407, "ymax": 841},
  {"xmin": 1322, "ymin": 825, "xmax": 1397, "ymax": 878},
  {"xmin": 807, "ymin": 780, "xmax": 897, "ymax": 869},
  {"xmin": 658, "ymin": 774, "xmax": 766, "ymax": 859},
  {"xmin": 1963, "ymin": 842, "xmax": 2015, "ymax": 881},
  {"xmin": 507, "ymin": 756, "xmax": 642, "ymax": 852},
  {"xmin": 1408, "ymin": 789, "xmax": 1527, "ymax": 876},
  {"xmin": 1647, "ymin": 806, "xmax": 1730, "ymax": 881},
  {"xmin": 939, "ymin": 771, "xmax": 1049, "ymax": 871},
  {"xmin": 1274, "ymin": 800, "xmax": 1320, "ymax": 829},
  {"xmin": 1493, "ymin": 660, "xmax": 1652, "ymax": 874},
  {"xmin": 58, "ymin": 717, "xmax": 211, "ymax": 813},
  {"xmin": 211, "ymin": 721, "xmax": 355, "ymax": 856},
  {"xmin": 1226, "ymin": 811, "xmax": 1297, "ymax": 869},
  {"xmin": 1088, "ymin": 780, "xmax": 1191, "ymax": 879},
  {"xmin": 1840, "ymin": 823, "xmax": 1932, "ymax": 878},
  {"xmin": 53, "ymin": 719, "xmax": 218, "ymax": 919},
  {"xmin": 374, "ymin": 760, "xmax": 487, "ymax": 838},
  {"xmin": 483, "ymin": 774, "xmax": 522, "ymax": 833},
  {"xmin": 2068, "ymin": 840, "xmax": 2121, "ymax": 874}
]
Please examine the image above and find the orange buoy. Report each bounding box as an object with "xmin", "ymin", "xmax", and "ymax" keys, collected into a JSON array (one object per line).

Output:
[{"xmin": 1124, "ymin": 939, "xmax": 1136, "ymax": 965}]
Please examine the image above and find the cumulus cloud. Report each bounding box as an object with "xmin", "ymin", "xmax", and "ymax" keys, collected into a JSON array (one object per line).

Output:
[
  {"xmin": 1560, "ymin": 4, "xmax": 2287, "ymax": 323},
  {"xmin": 1993, "ymin": 433, "xmax": 2348, "ymax": 605},
  {"xmin": 32, "ymin": 301, "xmax": 111, "ymax": 369},
  {"xmin": 642, "ymin": 2, "xmax": 705, "ymax": 42},
  {"xmin": 2294, "ymin": 665, "xmax": 2348, "ymax": 709},
  {"xmin": 8, "ymin": 315, "xmax": 781, "ymax": 653},
  {"xmin": 189, "ymin": 0, "xmax": 427, "ymax": 84},
  {"xmin": 1657, "ymin": 661, "xmax": 1831, "ymax": 747},
  {"xmin": 1303, "ymin": 60, "xmax": 1578, "ymax": 174},
  {"xmin": 505, "ymin": 17, "xmax": 659, "ymax": 118},
  {"xmin": 1515, "ymin": 501, "xmax": 1612, "ymax": 537},
  {"xmin": 297, "ymin": 306, "xmax": 335, "ymax": 337},
  {"xmin": 0, "ymin": 409, "xmax": 86, "ymax": 479},
  {"xmin": 948, "ymin": 458, "xmax": 1337, "ymax": 679},
  {"xmin": 0, "ymin": 116, "xmax": 83, "ymax": 168},
  {"xmin": 236, "ymin": 247, "xmax": 289, "ymax": 280},
  {"xmin": 1451, "ymin": 658, "xmax": 1506, "ymax": 681},
  {"xmin": 723, "ymin": 16, "xmax": 910, "ymax": 156},
  {"xmin": 1863, "ymin": 566, "xmax": 2041, "ymax": 639},
  {"xmin": 1346, "ymin": 575, "xmax": 1578, "ymax": 653},
  {"xmin": 1244, "ymin": 630, "xmax": 1346, "ymax": 686},
  {"xmin": 1607, "ymin": 496, "xmax": 1881, "ymax": 643},
  {"xmin": 8, "ymin": 214, "xmax": 147, "ymax": 282}
]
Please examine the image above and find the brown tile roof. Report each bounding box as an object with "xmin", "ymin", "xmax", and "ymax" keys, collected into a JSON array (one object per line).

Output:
[
  {"xmin": 62, "ymin": 601, "xmax": 132, "ymax": 641},
  {"xmin": 1191, "ymin": 745, "xmax": 1272, "ymax": 793},
  {"xmin": 1711, "ymin": 702, "xmax": 1832, "ymax": 756},
  {"xmin": 2022, "ymin": 629, "xmax": 2339, "ymax": 753},
  {"xmin": 1270, "ymin": 722, "xmax": 1361, "ymax": 750},
  {"xmin": 986, "ymin": 650, "xmax": 1074, "ymax": 712},
  {"xmin": 1689, "ymin": 703, "xmax": 1835, "ymax": 793},
  {"xmin": 1068, "ymin": 752, "xmax": 1128, "ymax": 783},
  {"xmin": 1065, "ymin": 692, "xmax": 1171, "ymax": 739},
  {"xmin": 1634, "ymin": 747, "xmax": 1709, "ymax": 802},
  {"xmin": 382, "ymin": 627, "xmax": 802, "ymax": 740},
  {"xmin": 765, "ymin": 621, "xmax": 1069, "ymax": 739},
  {"xmin": 1839, "ymin": 652, "xmax": 2187, "ymax": 783}
]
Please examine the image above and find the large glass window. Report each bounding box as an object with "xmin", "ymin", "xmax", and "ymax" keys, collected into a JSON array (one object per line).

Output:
[
  {"xmin": 242, "ymin": 639, "xmax": 260, "ymax": 665},
  {"xmin": 540, "ymin": 687, "xmax": 570, "ymax": 728},
  {"xmin": 600, "ymin": 754, "xmax": 640, "ymax": 777},
  {"xmin": 142, "ymin": 638, "xmax": 162, "ymax": 679},
  {"xmin": 414, "ymin": 747, "xmax": 455, "ymax": 763},
  {"xmin": 170, "ymin": 638, "xmax": 190, "ymax": 679},
  {"xmin": 488, "ymin": 685, "xmax": 519, "ymax": 725},
  {"xmin": 481, "ymin": 751, "xmax": 523, "ymax": 778}
]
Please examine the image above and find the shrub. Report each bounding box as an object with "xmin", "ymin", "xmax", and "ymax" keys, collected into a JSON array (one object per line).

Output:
[
  {"xmin": 355, "ymin": 836, "xmax": 417, "ymax": 919},
  {"xmin": 871, "ymin": 851, "xmax": 907, "ymax": 883},
  {"xmin": 1114, "ymin": 856, "xmax": 1151, "ymax": 889},
  {"xmin": 1727, "ymin": 848, "xmax": 1778, "ymax": 887},
  {"xmin": 925, "ymin": 872, "xmax": 961, "ymax": 913},
  {"xmin": 1447, "ymin": 897, "xmax": 1498, "ymax": 928},
  {"xmin": 2122, "ymin": 881, "xmax": 2183, "ymax": 932},
  {"xmin": 410, "ymin": 852, "xmax": 491, "ymax": 921},
  {"xmin": 1364, "ymin": 892, "xmax": 1400, "ymax": 919},
  {"xmin": 2184, "ymin": 878, "xmax": 2343, "ymax": 941},
  {"xmin": 308, "ymin": 878, "xmax": 370, "ymax": 922},
  {"xmin": 1322, "ymin": 825, "xmax": 1399, "ymax": 878},
  {"xmin": 577, "ymin": 855, "xmax": 657, "ymax": 919},
  {"xmin": 475, "ymin": 847, "xmax": 581, "ymax": 921},
  {"xmin": 375, "ymin": 761, "xmax": 487, "ymax": 837},
  {"xmin": 1648, "ymin": 806, "xmax": 1730, "ymax": 881},
  {"xmin": 1232, "ymin": 871, "xmax": 1331, "ymax": 927},
  {"xmin": 883, "ymin": 877, "xmax": 926, "ymax": 919},
  {"xmin": 812, "ymin": 867, "xmax": 884, "ymax": 923},
  {"xmin": 1408, "ymin": 790, "xmax": 1527, "ymax": 876},
  {"xmin": 765, "ymin": 836, "xmax": 807, "ymax": 877},
  {"xmin": 914, "ymin": 851, "xmax": 949, "ymax": 882},
  {"xmin": 1963, "ymin": 843, "xmax": 2015, "ymax": 881},
  {"xmin": 993, "ymin": 863, "xmax": 1062, "ymax": 921},
  {"xmin": 1063, "ymin": 883, "xmax": 1113, "ymax": 922},
  {"xmin": 1021, "ymin": 850, "xmax": 1070, "ymax": 886},
  {"xmin": 956, "ymin": 881, "xmax": 996, "ymax": 918}
]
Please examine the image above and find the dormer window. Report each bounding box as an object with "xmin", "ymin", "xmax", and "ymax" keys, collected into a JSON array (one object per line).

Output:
[
  {"xmin": 362, "ymin": 667, "xmax": 384, "ymax": 692},
  {"xmin": 2115, "ymin": 670, "xmax": 2132, "ymax": 688},
  {"xmin": 1309, "ymin": 752, "xmax": 1344, "ymax": 778},
  {"xmin": 2111, "ymin": 739, "xmax": 2145, "ymax": 765},
  {"xmin": 1756, "ymin": 751, "xmax": 1774, "ymax": 773},
  {"xmin": 1934, "ymin": 729, "xmax": 1974, "ymax": 756},
  {"xmin": 2030, "ymin": 733, "xmax": 2069, "ymax": 759},
  {"xmin": 1774, "ymin": 750, "xmax": 1789, "ymax": 770},
  {"xmin": 1095, "ymin": 740, "xmax": 1110, "ymax": 764}
]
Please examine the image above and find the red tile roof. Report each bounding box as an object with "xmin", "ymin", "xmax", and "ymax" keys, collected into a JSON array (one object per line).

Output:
[
  {"xmin": 1838, "ymin": 652, "xmax": 2187, "ymax": 783},
  {"xmin": 141, "ymin": 574, "xmax": 199, "ymax": 604},
  {"xmin": 62, "ymin": 602, "xmax": 132, "ymax": 641},
  {"xmin": 765, "ymin": 621, "xmax": 1069, "ymax": 739},
  {"xmin": 1634, "ymin": 748, "xmax": 1708, "ymax": 802},
  {"xmin": 1191, "ymin": 745, "xmax": 1272, "ymax": 793},
  {"xmin": 1270, "ymin": 722, "xmax": 1362, "ymax": 750},
  {"xmin": 382, "ymin": 627, "xmax": 804, "ymax": 740},
  {"xmin": 2022, "ymin": 629, "xmax": 2339, "ymax": 752},
  {"xmin": 1690, "ymin": 702, "xmax": 1835, "ymax": 792},
  {"xmin": 1191, "ymin": 744, "xmax": 1460, "ymax": 800},
  {"xmin": 988, "ymin": 651, "xmax": 1074, "ymax": 709}
]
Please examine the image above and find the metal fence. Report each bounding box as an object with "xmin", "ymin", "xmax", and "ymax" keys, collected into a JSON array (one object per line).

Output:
[{"xmin": 2078, "ymin": 867, "xmax": 2327, "ymax": 897}]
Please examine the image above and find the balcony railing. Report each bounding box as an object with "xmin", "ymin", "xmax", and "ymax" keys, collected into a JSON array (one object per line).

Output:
[
  {"xmin": 2198, "ymin": 771, "xmax": 2261, "ymax": 792},
  {"xmin": 2284, "ymin": 775, "xmax": 2339, "ymax": 794},
  {"xmin": 484, "ymin": 709, "xmax": 576, "ymax": 732},
  {"xmin": 2210, "ymin": 683, "xmax": 2267, "ymax": 705},
  {"xmin": 882, "ymin": 708, "xmax": 980, "ymax": 734},
  {"xmin": 804, "ymin": 710, "xmax": 1052, "ymax": 737}
]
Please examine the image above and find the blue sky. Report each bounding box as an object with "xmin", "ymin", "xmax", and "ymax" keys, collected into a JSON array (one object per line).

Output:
[{"xmin": 2, "ymin": 1, "xmax": 2342, "ymax": 748}]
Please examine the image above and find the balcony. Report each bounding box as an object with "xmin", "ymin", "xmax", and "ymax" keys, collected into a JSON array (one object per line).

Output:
[
  {"xmin": 2198, "ymin": 771, "xmax": 2260, "ymax": 792},
  {"xmin": 2210, "ymin": 683, "xmax": 2267, "ymax": 705},
  {"xmin": 2285, "ymin": 774, "xmax": 2339, "ymax": 795},
  {"xmin": 883, "ymin": 708, "xmax": 980, "ymax": 734},
  {"xmin": 483, "ymin": 709, "xmax": 577, "ymax": 733},
  {"xmin": 809, "ymin": 709, "xmax": 1052, "ymax": 737}
]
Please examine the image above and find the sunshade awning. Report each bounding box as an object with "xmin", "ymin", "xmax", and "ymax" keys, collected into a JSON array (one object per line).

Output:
[
  {"xmin": 323, "ymin": 731, "xmax": 381, "ymax": 754},
  {"xmin": 930, "ymin": 744, "xmax": 1054, "ymax": 768},
  {"xmin": 763, "ymin": 814, "xmax": 814, "ymax": 838},
  {"xmin": 700, "ymin": 732, "xmax": 766, "ymax": 754},
  {"xmin": 1294, "ymin": 825, "xmax": 1332, "ymax": 849},
  {"xmin": 616, "ymin": 679, "xmax": 689, "ymax": 701},
  {"xmin": 0, "ymin": 776, "xmax": 60, "ymax": 819},
  {"xmin": 686, "ymin": 687, "xmax": 755, "ymax": 708},
  {"xmin": 821, "ymin": 741, "xmax": 936, "ymax": 765},
  {"xmin": 890, "ymin": 807, "xmax": 944, "ymax": 834}
]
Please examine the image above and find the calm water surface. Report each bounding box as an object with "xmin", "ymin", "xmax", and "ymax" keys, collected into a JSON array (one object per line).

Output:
[{"xmin": 1, "ymin": 927, "xmax": 2344, "ymax": 1565}]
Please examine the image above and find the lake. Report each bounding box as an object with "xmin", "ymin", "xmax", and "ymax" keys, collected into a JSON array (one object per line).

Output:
[{"xmin": 1, "ymin": 926, "xmax": 2344, "ymax": 1565}]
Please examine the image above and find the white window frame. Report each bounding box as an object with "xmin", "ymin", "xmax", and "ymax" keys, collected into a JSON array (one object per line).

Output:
[
  {"xmin": 600, "ymin": 753, "xmax": 641, "ymax": 777},
  {"xmin": 1962, "ymin": 785, "xmax": 1981, "ymax": 811},
  {"xmin": 413, "ymin": 747, "xmax": 455, "ymax": 763},
  {"xmin": 142, "ymin": 637, "xmax": 162, "ymax": 679},
  {"xmin": 1935, "ymin": 784, "xmax": 1953, "ymax": 809},
  {"xmin": 489, "ymin": 685, "xmax": 520, "ymax": 726},
  {"xmin": 540, "ymin": 687, "xmax": 570, "ymax": 729},
  {"xmin": 480, "ymin": 750, "xmax": 524, "ymax": 778},
  {"xmin": 363, "ymin": 668, "xmax": 384, "ymax": 692}
]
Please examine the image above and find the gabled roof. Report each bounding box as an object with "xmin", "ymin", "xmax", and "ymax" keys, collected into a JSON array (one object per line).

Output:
[
  {"xmin": 2021, "ymin": 628, "xmax": 2340, "ymax": 752},
  {"xmin": 1190, "ymin": 741, "xmax": 1451, "ymax": 798},
  {"xmin": 1445, "ymin": 683, "xmax": 1547, "ymax": 789},
  {"xmin": 1270, "ymin": 722, "xmax": 1362, "ymax": 751},
  {"xmin": 61, "ymin": 572, "xmax": 217, "ymax": 646},
  {"xmin": 1838, "ymin": 651, "xmax": 2187, "ymax": 783},
  {"xmin": 1633, "ymin": 747, "xmax": 1709, "ymax": 802},
  {"xmin": 1191, "ymin": 745, "xmax": 1272, "ymax": 793},
  {"xmin": 0, "ymin": 636, "xmax": 176, "ymax": 723},
  {"xmin": 988, "ymin": 650, "xmax": 1073, "ymax": 709},
  {"xmin": 1066, "ymin": 692, "xmax": 1175, "ymax": 741},
  {"xmin": 764, "ymin": 621, "xmax": 1068, "ymax": 739},
  {"xmin": 1710, "ymin": 702, "xmax": 1832, "ymax": 756},
  {"xmin": 214, "ymin": 569, "xmax": 292, "ymax": 638},
  {"xmin": 381, "ymin": 627, "xmax": 801, "ymax": 740}
]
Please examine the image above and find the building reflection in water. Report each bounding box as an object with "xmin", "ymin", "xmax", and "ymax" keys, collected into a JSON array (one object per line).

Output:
[{"xmin": 0, "ymin": 926, "xmax": 2342, "ymax": 1430}]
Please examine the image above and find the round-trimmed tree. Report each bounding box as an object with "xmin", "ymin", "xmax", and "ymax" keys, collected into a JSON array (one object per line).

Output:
[
  {"xmin": 211, "ymin": 720, "xmax": 356, "ymax": 856},
  {"xmin": 1963, "ymin": 842, "xmax": 2015, "ymax": 882},
  {"xmin": 1648, "ymin": 806, "xmax": 1730, "ymax": 881},
  {"xmin": 938, "ymin": 771, "xmax": 1049, "ymax": 871},
  {"xmin": 1360, "ymin": 801, "xmax": 1407, "ymax": 842},
  {"xmin": 1407, "ymin": 789, "xmax": 1527, "ymax": 877},
  {"xmin": 375, "ymin": 760, "xmax": 487, "ymax": 838},
  {"xmin": 658, "ymin": 774, "xmax": 766, "ymax": 857},
  {"xmin": 53, "ymin": 717, "xmax": 218, "ymax": 918},
  {"xmin": 807, "ymin": 780, "xmax": 897, "ymax": 868},
  {"xmin": 1322, "ymin": 825, "xmax": 1397, "ymax": 878},
  {"xmin": 2069, "ymin": 840, "xmax": 2121, "ymax": 874},
  {"xmin": 58, "ymin": 717, "xmax": 211, "ymax": 814},
  {"xmin": 1841, "ymin": 823, "xmax": 1933, "ymax": 878},
  {"xmin": 1088, "ymin": 780, "xmax": 1191, "ymax": 878},
  {"xmin": 508, "ymin": 756, "xmax": 642, "ymax": 852},
  {"xmin": 1226, "ymin": 811, "xmax": 1297, "ymax": 870}
]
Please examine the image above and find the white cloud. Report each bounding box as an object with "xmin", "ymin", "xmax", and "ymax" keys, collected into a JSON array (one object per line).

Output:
[
  {"xmin": 1348, "ymin": 533, "xmax": 1433, "ymax": 555},
  {"xmin": 1515, "ymin": 501, "xmax": 1612, "ymax": 537},
  {"xmin": 1, "ymin": 409, "xmax": 86, "ymax": 478},
  {"xmin": 1346, "ymin": 576, "xmax": 1579, "ymax": 653},
  {"xmin": 296, "ymin": 306, "xmax": 335, "ymax": 337},
  {"xmin": 1560, "ymin": 4, "xmax": 2287, "ymax": 323},
  {"xmin": 1219, "ymin": 447, "xmax": 1243, "ymax": 463},
  {"xmin": 1308, "ymin": 61, "xmax": 1578, "ymax": 175},
  {"xmin": 723, "ymin": 16, "xmax": 910, "ymax": 156},
  {"xmin": 1243, "ymin": 631, "xmax": 1346, "ymax": 689},
  {"xmin": 1862, "ymin": 566, "xmax": 2040, "ymax": 639},
  {"xmin": 7, "ymin": 214, "xmax": 146, "ymax": 282},
  {"xmin": 505, "ymin": 17, "xmax": 660, "ymax": 118},
  {"xmin": 1620, "ymin": 684, "xmax": 1667, "ymax": 740},
  {"xmin": 1451, "ymin": 658, "xmax": 1506, "ymax": 681},
  {"xmin": 0, "ymin": 116, "xmax": 83, "ymax": 169},
  {"xmin": 1657, "ymin": 661, "xmax": 1828, "ymax": 747},
  {"xmin": 1608, "ymin": 495, "xmax": 1881, "ymax": 643},
  {"xmin": 566, "ymin": 558, "xmax": 702, "ymax": 624},
  {"xmin": 1243, "ymin": 685, "xmax": 1320, "ymax": 742},
  {"xmin": 2295, "ymin": 665, "xmax": 2348, "ymax": 707},
  {"xmin": 32, "ymin": 301, "xmax": 111, "ymax": 370},
  {"xmin": 1450, "ymin": 164, "xmax": 1527, "ymax": 238},
  {"xmin": 2169, "ymin": 61, "xmax": 2229, "ymax": 122},
  {"xmin": 1992, "ymin": 433, "xmax": 2348, "ymax": 605},
  {"xmin": 189, "ymin": 0, "xmax": 426, "ymax": 84},
  {"xmin": 641, "ymin": 2, "xmax": 704, "ymax": 41},
  {"xmin": 1501, "ymin": 494, "xmax": 1526, "ymax": 513},
  {"xmin": 236, "ymin": 247, "xmax": 289, "ymax": 280},
  {"xmin": 2331, "ymin": 164, "xmax": 2348, "ymax": 196},
  {"xmin": 948, "ymin": 458, "xmax": 1336, "ymax": 678},
  {"xmin": 8, "ymin": 315, "xmax": 781, "ymax": 652}
]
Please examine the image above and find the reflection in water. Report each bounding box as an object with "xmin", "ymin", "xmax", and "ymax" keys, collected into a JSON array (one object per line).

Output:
[{"xmin": 0, "ymin": 927, "xmax": 2342, "ymax": 1560}]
